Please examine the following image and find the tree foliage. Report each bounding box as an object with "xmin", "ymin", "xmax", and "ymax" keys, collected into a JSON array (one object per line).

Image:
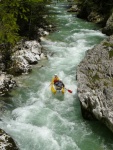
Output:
[
  {"xmin": 0, "ymin": 0, "xmax": 51, "ymax": 70},
  {"xmin": 0, "ymin": 0, "xmax": 51, "ymax": 45}
]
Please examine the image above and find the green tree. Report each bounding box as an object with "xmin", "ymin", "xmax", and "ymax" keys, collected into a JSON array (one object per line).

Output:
[{"xmin": 0, "ymin": 0, "xmax": 50, "ymax": 70}]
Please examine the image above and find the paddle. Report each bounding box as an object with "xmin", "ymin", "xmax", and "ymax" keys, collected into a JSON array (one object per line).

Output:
[
  {"xmin": 65, "ymin": 88, "xmax": 72, "ymax": 93},
  {"xmin": 49, "ymin": 83, "xmax": 52, "ymax": 87}
]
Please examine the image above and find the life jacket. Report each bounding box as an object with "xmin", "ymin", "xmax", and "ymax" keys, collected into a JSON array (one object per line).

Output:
[
  {"xmin": 54, "ymin": 77, "xmax": 59, "ymax": 83},
  {"xmin": 51, "ymin": 77, "xmax": 59, "ymax": 84}
]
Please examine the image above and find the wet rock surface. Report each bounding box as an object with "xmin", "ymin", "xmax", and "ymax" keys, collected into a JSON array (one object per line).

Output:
[
  {"xmin": 0, "ymin": 129, "xmax": 19, "ymax": 150},
  {"xmin": 77, "ymin": 35, "xmax": 113, "ymax": 132},
  {"xmin": 9, "ymin": 40, "xmax": 47, "ymax": 76},
  {"xmin": 0, "ymin": 73, "xmax": 17, "ymax": 96}
]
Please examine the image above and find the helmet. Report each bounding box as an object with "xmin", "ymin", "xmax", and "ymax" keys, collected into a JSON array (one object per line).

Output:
[{"xmin": 54, "ymin": 74, "xmax": 57, "ymax": 76}]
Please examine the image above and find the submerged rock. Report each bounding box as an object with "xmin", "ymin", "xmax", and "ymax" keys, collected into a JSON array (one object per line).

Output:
[{"xmin": 77, "ymin": 35, "xmax": 113, "ymax": 133}]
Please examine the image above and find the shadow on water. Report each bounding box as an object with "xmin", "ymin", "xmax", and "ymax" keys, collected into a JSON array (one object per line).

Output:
[
  {"xmin": 88, "ymin": 121, "xmax": 113, "ymax": 149},
  {"xmin": 73, "ymin": 94, "xmax": 113, "ymax": 149},
  {"xmin": 0, "ymin": 95, "xmax": 15, "ymax": 121}
]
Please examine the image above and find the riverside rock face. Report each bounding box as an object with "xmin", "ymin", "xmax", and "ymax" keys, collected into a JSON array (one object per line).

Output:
[{"xmin": 76, "ymin": 35, "xmax": 113, "ymax": 133}]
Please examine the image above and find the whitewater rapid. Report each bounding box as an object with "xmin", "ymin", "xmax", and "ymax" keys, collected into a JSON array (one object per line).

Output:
[{"xmin": 0, "ymin": 2, "xmax": 113, "ymax": 150}]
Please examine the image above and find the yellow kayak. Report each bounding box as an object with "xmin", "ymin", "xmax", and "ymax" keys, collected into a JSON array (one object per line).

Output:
[{"xmin": 51, "ymin": 84, "xmax": 65, "ymax": 94}]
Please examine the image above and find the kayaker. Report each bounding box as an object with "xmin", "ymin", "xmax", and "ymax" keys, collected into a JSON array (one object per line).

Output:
[
  {"xmin": 57, "ymin": 79, "xmax": 65, "ymax": 88},
  {"xmin": 51, "ymin": 74, "xmax": 65, "ymax": 87},
  {"xmin": 51, "ymin": 74, "xmax": 60, "ymax": 85},
  {"xmin": 50, "ymin": 75, "xmax": 66, "ymax": 94}
]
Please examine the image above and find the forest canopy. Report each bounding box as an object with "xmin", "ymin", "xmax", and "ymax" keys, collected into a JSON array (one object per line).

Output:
[{"xmin": 0, "ymin": 0, "xmax": 51, "ymax": 46}]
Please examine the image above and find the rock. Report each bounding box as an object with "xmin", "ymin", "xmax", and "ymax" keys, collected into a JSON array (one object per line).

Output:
[
  {"xmin": 87, "ymin": 11, "xmax": 104, "ymax": 24},
  {"xmin": 102, "ymin": 12, "xmax": 113, "ymax": 36},
  {"xmin": 12, "ymin": 40, "xmax": 24, "ymax": 53},
  {"xmin": 43, "ymin": 31, "xmax": 49, "ymax": 36},
  {"xmin": 76, "ymin": 35, "xmax": 113, "ymax": 133},
  {"xmin": 0, "ymin": 129, "xmax": 19, "ymax": 150},
  {"xmin": 9, "ymin": 56, "xmax": 32, "ymax": 75},
  {"xmin": 10, "ymin": 40, "xmax": 47, "ymax": 75},
  {"xmin": 67, "ymin": 5, "xmax": 80, "ymax": 12},
  {"xmin": 24, "ymin": 40, "xmax": 42, "ymax": 53},
  {"xmin": 23, "ymin": 51, "xmax": 38, "ymax": 64},
  {"xmin": 0, "ymin": 63, "xmax": 5, "ymax": 71},
  {"xmin": 40, "ymin": 37, "xmax": 46, "ymax": 41},
  {"xmin": 37, "ymin": 28, "xmax": 49, "ymax": 37},
  {"xmin": 0, "ymin": 73, "xmax": 17, "ymax": 96},
  {"xmin": 40, "ymin": 53, "xmax": 48, "ymax": 59}
]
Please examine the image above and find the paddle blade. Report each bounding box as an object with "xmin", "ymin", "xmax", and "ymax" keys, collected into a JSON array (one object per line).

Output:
[{"xmin": 68, "ymin": 89, "xmax": 72, "ymax": 93}]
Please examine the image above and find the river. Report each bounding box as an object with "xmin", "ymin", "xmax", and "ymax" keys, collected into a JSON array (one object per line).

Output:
[{"xmin": 0, "ymin": 2, "xmax": 113, "ymax": 150}]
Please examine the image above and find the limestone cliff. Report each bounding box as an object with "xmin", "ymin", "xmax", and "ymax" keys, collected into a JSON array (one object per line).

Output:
[{"xmin": 77, "ymin": 35, "xmax": 113, "ymax": 132}]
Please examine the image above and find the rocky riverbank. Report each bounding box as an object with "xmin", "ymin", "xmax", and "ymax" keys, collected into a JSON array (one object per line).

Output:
[
  {"xmin": 0, "ymin": 40, "xmax": 46, "ymax": 96},
  {"xmin": 0, "ymin": 25, "xmax": 54, "ymax": 149},
  {"xmin": 0, "ymin": 25, "xmax": 55, "ymax": 96},
  {"xmin": 77, "ymin": 35, "xmax": 113, "ymax": 133},
  {"xmin": 67, "ymin": 0, "xmax": 113, "ymax": 133}
]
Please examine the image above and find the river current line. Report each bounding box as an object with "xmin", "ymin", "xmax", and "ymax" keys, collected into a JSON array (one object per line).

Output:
[{"xmin": 0, "ymin": 2, "xmax": 113, "ymax": 150}]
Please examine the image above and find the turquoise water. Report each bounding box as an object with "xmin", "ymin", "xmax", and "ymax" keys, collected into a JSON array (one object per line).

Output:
[{"xmin": 0, "ymin": 2, "xmax": 113, "ymax": 150}]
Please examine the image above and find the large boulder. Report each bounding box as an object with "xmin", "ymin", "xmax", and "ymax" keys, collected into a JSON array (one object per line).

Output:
[
  {"xmin": 87, "ymin": 11, "xmax": 104, "ymax": 24},
  {"xmin": 10, "ymin": 40, "xmax": 47, "ymax": 75},
  {"xmin": 76, "ymin": 35, "xmax": 113, "ymax": 133},
  {"xmin": 9, "ymin": 56, "xmax": 32, "ymax": 76},
  {"xmin": 0, "ymin": 129, "xmax": 19, "ymax": 150}
]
